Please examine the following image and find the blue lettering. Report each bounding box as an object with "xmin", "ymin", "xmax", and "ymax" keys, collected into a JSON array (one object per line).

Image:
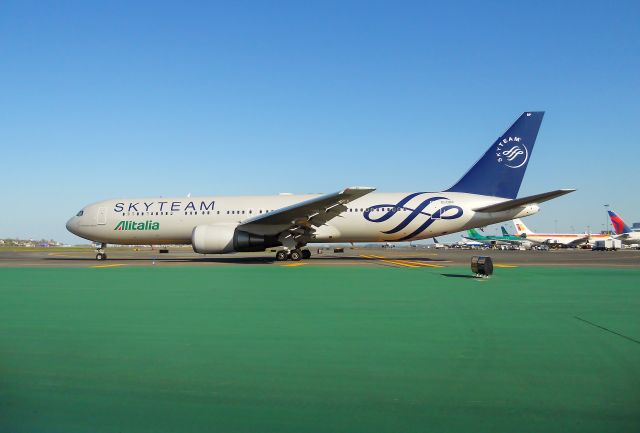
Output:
[
  {"xmin": 171, "ymin": 201, "xmax": 181, "ymax": 212},
  {"xmin": 128, "ymin": 203, "xmax": 139, "ymax": 212},
  {"xmin": 158, "ymin": 201, "xmax": 167, "ymax": 211},
  {"xmin": 144, "ymin": 202, "xmax": 154, "ymax": 211},
  {"xmin": 200, "ymin": 201, "xmax": 215, "ymax": 211},
  {"xmin": 114, "ymin": 203, "xmax": 124, "ymax": 212},
  {"xmin": 185, "ymin": 201, "xmax": 196, "ymax": 211}
]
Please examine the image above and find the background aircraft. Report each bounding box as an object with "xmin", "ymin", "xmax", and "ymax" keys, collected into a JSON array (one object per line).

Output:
[
  {"xmin": 463, "ymin": 226, "xmax": 530, "ymax": 247},
  {"xmin": 512, "ymin": 218, "xmax": 608, "ymax": 248},
  {"xmin": 608, "ymin": 210, "xmax": 640, "ymax": 246}
]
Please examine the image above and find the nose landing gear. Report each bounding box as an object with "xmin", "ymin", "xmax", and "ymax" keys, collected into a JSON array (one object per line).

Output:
[{"xmin": 95, "ymin": 243, "xmax": 107, "ymax": 260}]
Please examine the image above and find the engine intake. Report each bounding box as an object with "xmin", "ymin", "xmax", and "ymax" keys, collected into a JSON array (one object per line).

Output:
[{"xmin": 192, "ymin": 224, "xmax": 280, "ymax": 254}]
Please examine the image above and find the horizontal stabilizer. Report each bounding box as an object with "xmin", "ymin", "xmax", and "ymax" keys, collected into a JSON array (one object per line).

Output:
[{"xmin": 473, "ymin": 189, "xmax": 575, "ymax": 213}]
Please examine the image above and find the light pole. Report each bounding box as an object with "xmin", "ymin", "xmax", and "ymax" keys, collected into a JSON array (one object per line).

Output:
[{"xmin": 604, "ymin": 204, "xmax": 610, "ymax": 234}]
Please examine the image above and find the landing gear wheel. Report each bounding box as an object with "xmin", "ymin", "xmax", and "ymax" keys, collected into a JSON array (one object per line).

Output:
[
  {"xmin": 290, "ymin": 249, "xmax": 303, "ymax": 261},
  {"xmin": 96, "ymin": 253, "xmax": 107, "ymax": 261},
  {"xmin": 302, "ymin": 249, "xmax": 311, "ymax": 259},
  {"xmin": 275, "ymin": 251, "xmax": 289, "ymax": 261}
]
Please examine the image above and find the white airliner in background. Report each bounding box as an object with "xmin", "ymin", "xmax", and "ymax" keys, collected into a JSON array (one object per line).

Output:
[
  {"xmin": 67, "ymin": 112, "xmax": 574, "ymax": 261},
  {"xmin": 512, "ymin": 218, "xmax": 609, "ymax": 247}
]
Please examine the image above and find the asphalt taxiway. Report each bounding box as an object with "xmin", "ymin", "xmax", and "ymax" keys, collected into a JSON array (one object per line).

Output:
[{"xmin": 1, "ymin": 246, "xmax": 639, "ymax": 268}]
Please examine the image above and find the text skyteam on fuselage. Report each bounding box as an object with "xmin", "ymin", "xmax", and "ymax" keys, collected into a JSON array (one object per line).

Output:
[{"xmin": 114, "ymin": 200, "xmax": 215, "ymax": 213}]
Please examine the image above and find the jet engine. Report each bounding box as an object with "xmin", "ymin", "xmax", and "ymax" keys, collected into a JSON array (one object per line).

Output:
[{"xmin": 191, "ymin": 224, "xmax": 279, "ymax": 254}]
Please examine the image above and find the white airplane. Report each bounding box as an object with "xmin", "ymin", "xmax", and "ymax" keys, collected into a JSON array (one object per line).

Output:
[
  {"xmin": 512, "ymin": 218, "xmax": 609, "ymax": 247},
  {"xmin": 608, "ymin": 210, "xmax": 640, "ymax": 245},
  {"xmin": 456, "ymin": 238, "xmax": 485, "ymax": 248},
  {"xmin": 67, "ymin": 112, "xmax": 575, "ymax": 261}
]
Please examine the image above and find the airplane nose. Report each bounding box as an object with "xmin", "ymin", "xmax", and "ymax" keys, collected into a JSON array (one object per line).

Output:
[{"xmin": 66, "ymin": 217, "xmax": 77, "ymax": 234}]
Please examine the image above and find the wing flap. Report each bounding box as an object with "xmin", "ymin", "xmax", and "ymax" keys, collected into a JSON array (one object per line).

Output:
[
  {"xmin": 473, "ymin": 189, "xmax": 575, "ymax": 213},
  {"xmin": 238, "ymin": 186, "xmax": 375, "ymax": 235}
]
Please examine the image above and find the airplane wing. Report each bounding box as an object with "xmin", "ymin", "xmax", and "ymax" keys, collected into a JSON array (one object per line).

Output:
[
  {"xmin": 237, "ymin": 186, "xmax": 376, "ymax": 236},
  {"xmin": 501, "ymin": 238, "xmax": 527, "ymax": 245},
  {"xmin": 564, "ymin": 236, "xmax": 590, "ymax": 247},
  {"xmin": 530, "ymin": 236, "xmax": 589, "ymax": 247},
  {"xmin": 473, "ymin": 189, "xmax": 575, "ymax": 213}
]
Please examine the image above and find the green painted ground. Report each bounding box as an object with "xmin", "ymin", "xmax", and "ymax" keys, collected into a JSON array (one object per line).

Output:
[{"xmin": 1, "ymin": 266, "xmax": 639, "ymax": 433}]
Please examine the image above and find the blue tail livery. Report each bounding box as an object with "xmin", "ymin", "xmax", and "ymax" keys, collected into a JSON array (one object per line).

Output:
[{"xmin": 446, "ymin": 112, "xmax": 544, "ymax": 199}]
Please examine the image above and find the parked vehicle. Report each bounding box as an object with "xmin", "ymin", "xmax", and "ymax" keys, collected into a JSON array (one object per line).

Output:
[{"xmin": 592, "ymin": 239, "xmax": 622, "ymax": 251}]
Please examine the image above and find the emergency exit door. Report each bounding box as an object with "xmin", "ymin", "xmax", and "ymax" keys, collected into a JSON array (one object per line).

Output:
[{"xmin": 97, "ymin": 207, "xmax": 107, "ymax": 225}]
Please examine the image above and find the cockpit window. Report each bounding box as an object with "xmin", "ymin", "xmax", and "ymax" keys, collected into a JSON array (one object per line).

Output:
[{"xmin": 76, "ymin": 210, "xmax": 84, "ymax": 216}]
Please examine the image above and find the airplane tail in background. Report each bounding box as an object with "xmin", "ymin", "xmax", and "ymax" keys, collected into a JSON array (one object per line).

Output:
[
  {"xmin": 513, "ymin": 218, "xmax": 533, "ymax": 236},
  {"xmin": 608, "ymin": 210, "xmax": 632, "ymax": 234},
  {"xmin": 446, "ymin": 112, "xmax": 544, "ymax": 199},
  {"xmin": 467, "ymin": 228, "xmax": 483, "ymax": 239},
  {"xmin": 500, "ymin": 226, "xmax": 510, "ymax": 236}
]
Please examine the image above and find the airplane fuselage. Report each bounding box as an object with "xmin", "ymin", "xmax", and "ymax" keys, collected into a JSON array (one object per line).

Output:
[
  {"xmin": 66, "ymin": 191, "xmax": 539, "ymax": 247},
  {"xmin": 523, "ymin": 233, "xmax": 609, "ymax": 246}
]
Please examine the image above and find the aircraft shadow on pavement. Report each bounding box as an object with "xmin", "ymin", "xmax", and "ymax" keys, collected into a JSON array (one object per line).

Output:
[
  {"xmin": 45, "ymin": 256, "xmax": 276, "ymax": 265},
  {"xmin": 44, "ymin": 252, "xmax": 449, "ymax": 265}
]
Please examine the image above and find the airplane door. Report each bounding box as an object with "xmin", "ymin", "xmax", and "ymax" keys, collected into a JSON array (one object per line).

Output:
[{"xmin": 97, "ymin": 207, "xmax": 107, "ymax": 225}]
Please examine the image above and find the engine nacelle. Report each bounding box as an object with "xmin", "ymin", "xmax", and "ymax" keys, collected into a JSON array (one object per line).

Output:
[{"xmin": 191, "ymin": 224, "xmax": 280, "ymax": 254}]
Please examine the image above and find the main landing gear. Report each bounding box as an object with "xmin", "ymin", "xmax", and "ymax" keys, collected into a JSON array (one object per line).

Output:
[
  {"xmin": 95, "ymin": 243, "xmax": 107, "ymax": 260},
  {"xmin": 275, "ymin": 249, "xmax": 311, "ymax": 262}
]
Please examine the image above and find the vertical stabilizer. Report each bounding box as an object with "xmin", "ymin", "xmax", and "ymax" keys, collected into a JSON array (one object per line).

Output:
[
  {"xmin": 446, "ymin": 112, "xmax": 544, "ymax": 199},
  {"xmin": 513, "ymin": 218, "xmax": 533, "ymax": 235},
  {"xmin": 608, "ymin": 210, "xmax": 632, "ymax": 234}
]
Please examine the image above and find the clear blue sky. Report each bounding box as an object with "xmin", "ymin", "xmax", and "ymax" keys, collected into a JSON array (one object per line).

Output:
[{"xmin": 1, "ymin": 0, "xmax": 638, "ymax": 243}]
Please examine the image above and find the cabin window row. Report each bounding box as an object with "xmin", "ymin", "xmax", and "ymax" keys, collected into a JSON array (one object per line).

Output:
[
  {"xmin": 348, "ymin": 208, "xmax": 405, "ymax": 212},
  {"xmin": 121, "ymin": 208, "xmax": 404, "ymax": 217},
  {"xmin": 122, "ymin": 212, "xmax": 176, "ymax": 216}
]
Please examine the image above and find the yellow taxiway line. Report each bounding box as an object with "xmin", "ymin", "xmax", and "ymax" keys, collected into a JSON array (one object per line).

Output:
[
  {"xmin": 281, "ymin": 262, "xmax": 306, "ymax": 267},
  {"xmin": 360, "ymin": 254, "xmax": 444, "ymax": 268},
  {"xmin": 494, "ymin": 264, "xmax": 518, "ymax": 268},
  {"xmin": 92, "ymin": 264, "xmax": 128, "ymax": 269}
]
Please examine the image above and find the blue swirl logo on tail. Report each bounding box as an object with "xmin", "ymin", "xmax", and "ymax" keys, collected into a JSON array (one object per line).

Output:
[{"xmin": 364, "ymin": 192, "xmax": 463, "ymax": 241}]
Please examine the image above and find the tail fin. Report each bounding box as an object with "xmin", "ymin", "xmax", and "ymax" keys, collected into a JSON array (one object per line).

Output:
[
  {"xmin": 446, "ymin": 112, "xmax": 544, "ymax": 199},
  {"xmin": 501, "ymin": 226, "xmax": 510, "ymax": 236},
  {"xmin": 608, "ymin": 210, "xmax": 632, "ymax": 234},
  {"xmin": 513, "ymin": 218, "xmax": 533, "ymax": 235},
  {"xmin": 467, "ymin": 228, "xmax": 482, "ymax": 238}
]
